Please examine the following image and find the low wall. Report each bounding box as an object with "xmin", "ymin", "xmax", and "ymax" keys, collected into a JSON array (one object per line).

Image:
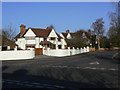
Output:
[
  {"xmin": 89, "ymin": 48, "xmax": 95, "ymax": 52},
  {"xmin": 99, "ymin": 48, "xmax": 109, "ymax": 51},
  {"xmin": 43, "ymin": 47, "xmax": 89, "ymax": 57},
  {"xmin": 0, "ymin": 50, "xmax": 35, "ymax": 60},
  {"xmin": 89, "ymin": 48, "xmax": 111, "ymax": 51}
]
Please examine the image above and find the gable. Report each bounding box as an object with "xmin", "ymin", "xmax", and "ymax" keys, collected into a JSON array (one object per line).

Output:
[
  {"xmin": 82, "ymin": 32, "xmax": 87, "ymax": 38},
  {"xmin": 60, "ymin": 33, "xmax": 65, "ymax": 39},
  {"xmin": 48, "ymin": 29, "xmax": 58, "ymax": 38},
  {"xmin": 61, "ymin": 33, "xmax": 68, "ymax": 38},
  {"xmin": 15, "ymin": 27, "xmax": 62, "ymax": 38},
  {"xmin": 67, "ymin": 33, "xmax": 72, "ymax": 39},
  {"xmin": 24, "ymin": 29, "xmax": 36, "ymax": 37}
]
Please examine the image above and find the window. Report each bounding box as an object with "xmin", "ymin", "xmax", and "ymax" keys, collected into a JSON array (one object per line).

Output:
[
  {"xmin": 15, "ymin": 39, "xmax": 17, "ymax": 41},
  {"xmin": 32, "ymin": 37, "xmax": 35, "ymax": 39},
  {"xmin": 26, "ymin": 44, "xmax": 35, "ymax": 49},
  {"xmin": 58, "ymin": 38, "xmax": 61, "ymax": 41},
  {"xmin": 64, "ymin": 45, "xmax": 67, "ymax": 49},
  {"xmin": 25, "ymin": 37, "xmax": 35, "ymax": 40},
  {"xmin": 32, "ymin": 46, "xmax": 35, "ymax": 48},
  {"xmin": 50, "ymin": 37, "xmax": 55, "ymax": 40},
  {"xmin": 44, "ymin": 38, "xmax": 47, "ymax": 41},
  {"xmin": 47, "ymin": 44, "xmax": 49, "ymax": 47},
  {"xmin": 26, "ymin": 37, "xmax": 28, "ymax": 40},
  {"xmin": 58, "ymin": 45, "xmax": 62, "ymax": 49}
]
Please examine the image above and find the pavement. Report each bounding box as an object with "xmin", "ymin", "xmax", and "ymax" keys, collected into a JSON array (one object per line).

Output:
[{"xmin": 2, "ymin": 50, "xmax": 120, "ymax": 89}]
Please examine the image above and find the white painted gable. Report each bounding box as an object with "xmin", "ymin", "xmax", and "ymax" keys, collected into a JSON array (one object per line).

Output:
[
  {"xmin": 48, "ymin": 29, "xmax": 58, "ymax": 38},
  {"xmin": 60, "ymin": 33, "xmax": 65, "ymax": 39},
  {"xmin": 82, "ymin": 32, "xmax": 87, "ymax": 38},
  {"xmin": 67, "ymin": 33, "xmax": 72, "ymax": 39},
  {"xmin": 24, "ymin": 29, "xmax": 36, "ymax": 37}
]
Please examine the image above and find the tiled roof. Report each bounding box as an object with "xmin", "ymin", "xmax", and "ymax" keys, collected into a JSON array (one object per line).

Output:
[
  {"xmin": 0, "ymin": 35, "xmax": 17, "ymax": 46},
  {"xmin": 61, "ymin": 33, "xmax": 68, "ymax": 38},
  {"xmin": 40, "ymin": 41, "xmax": 54, "ymax": 45},
  {"xmin": 70, "ymin": 33, "xmax": 76, "ymax": 38},
  {"xmin": 15, "ymin": 28, "xmax": 62, "ymax": 38},
  {"xmin": 31, "ymin": 28, "xmax": 52, "ymax": 37},
  {"xmin": 14, "ymin": 33, "xmax": 21, "ymax": 38},
  {"xmin": 61, "ymin": 32, "xmax": 76, "ymax": 38}
]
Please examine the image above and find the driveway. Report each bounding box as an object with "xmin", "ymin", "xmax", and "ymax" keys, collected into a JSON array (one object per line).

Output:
[{"xmin": 2, "ymin": 50, "xmax": 119, "ymax": 89}]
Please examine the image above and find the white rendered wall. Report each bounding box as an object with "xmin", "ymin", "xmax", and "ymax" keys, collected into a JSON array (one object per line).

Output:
[
  {"xmin": 25, "ymin": 40, "xmax": 36, "ymax": 44},
  {"xmin": 43, "ymin": 49, "xmax": 70, "ymax": 57},
  {"xmin": 61, "ymin": 39, "xmax": 67, "ymax": 45},
  {"xmin": 60, "ymin": 33, "xmax": 65, "ymax": 39},
  {"xmin": 35, "ymin": 37, "xmax": 40, "ymax": 48},
  {"xmin": 16, "ymin": 38, "xmax": 26, "ymax": 49},
  {"xmin": 40, "ymin": 38, "xmax": 44, "ymax": 42},
  {"xmin": 0, "ymin": 50, "xmax": 35, "ymax": 60},
  {"xmin": 58, "ymin": 41, "xmax": 62, "ymax": 45},
  {"xmin": 47, "ymin": 37, "xmax": 50, "ymax": 41},
  {"xmin": 49, "ymin": 39, "xmax": 57, "ymax": 45},
  {"xmin": 43, "ymin": 47, "xmax": 89, "ymax": 57}
]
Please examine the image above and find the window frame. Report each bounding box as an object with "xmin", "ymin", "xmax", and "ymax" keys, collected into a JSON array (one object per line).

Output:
[
  {"xmin": 50, "ymin": 37, "xmax": 55, "ymax": 40},
  {"xmin": 58, "ymin": 38, "xmax": 61, "ymax": 41},
  {"xmin": 25, "ymin": 36, "xmax": 35, "ymax": 40}
]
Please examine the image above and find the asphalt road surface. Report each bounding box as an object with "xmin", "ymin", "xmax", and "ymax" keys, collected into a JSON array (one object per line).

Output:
[{"xmin": 2, "ymin": 50, "xmax": 120, "ymax": 89}]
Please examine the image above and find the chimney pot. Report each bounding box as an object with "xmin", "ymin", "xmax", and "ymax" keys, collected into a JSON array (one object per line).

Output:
[
  {"xmin": 46, "ymin": 27, "xmax": 50, "ymax": 30},
  {"xmin": 66, "ymin": 30, "xmax": 70, "ymax": 33},
  {"xmin": 88, "ymin": 29, "xmax": 91, "ymax": 36}
]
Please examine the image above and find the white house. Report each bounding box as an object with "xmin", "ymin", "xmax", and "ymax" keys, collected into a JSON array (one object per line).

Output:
[
  {"xmin": 15, "ymin": 25, "xmax": 67, "ymax": 55},
  {"xmin": 60, "ymin": 30, "xmax": 90, "ymax": 45},
  {"xmin": 60, "ymin": 30, "xmax": 88, "ymax": 39}
]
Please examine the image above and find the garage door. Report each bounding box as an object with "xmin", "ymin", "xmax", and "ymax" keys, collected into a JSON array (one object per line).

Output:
[{"xmin": 35, "ymin": 48, "xmax": 43, "ymax": 55}]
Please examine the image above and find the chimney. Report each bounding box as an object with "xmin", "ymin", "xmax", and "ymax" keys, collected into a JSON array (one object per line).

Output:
[
  {"xmin": 20, "ymin": 24, "xmax": 26, "ymax": 35},
  {"xmin": 88, "ymin": 29, "xmax": 91, "ymax": 36},
  {"xmin": 66, "ymin": 30, "xmax": 70, "ymax": 33},
  {"xmin": 46, "ymin": 27, "xmax": 50, "ymax": 30}
]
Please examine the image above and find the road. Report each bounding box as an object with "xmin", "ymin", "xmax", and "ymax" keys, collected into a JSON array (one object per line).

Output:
[{"xmin": 2, "ymin": 50, "xmax": 120, "ymax": 89}]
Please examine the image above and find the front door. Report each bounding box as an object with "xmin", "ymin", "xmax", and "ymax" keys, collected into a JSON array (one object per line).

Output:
[{"xmin": 35, "ymin": 48, "xmax": 43, "ymax": 55}]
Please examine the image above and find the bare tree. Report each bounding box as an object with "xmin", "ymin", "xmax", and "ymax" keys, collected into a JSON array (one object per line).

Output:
[
  {"xmin": 91, "ymin": 18, "xmax": 105, "ymax": 49},
  {"xmin": 0, "ymin": 24, "xmax": 17, "ymax": 46},
  {"xmin": 107, "ymin": 2, "xmax": 120, "ymax": 47},
  {"xmin": 2, "ymin": 24, "xmax": 17, "ymax": 40}
]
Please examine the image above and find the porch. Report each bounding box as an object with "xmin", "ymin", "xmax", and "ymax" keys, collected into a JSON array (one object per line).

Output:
[{"xmin": 40, "ymin": 41, "xmax": 56, "ymax": 50}]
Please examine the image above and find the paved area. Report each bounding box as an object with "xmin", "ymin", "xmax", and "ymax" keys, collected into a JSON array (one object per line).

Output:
[{"xmin": 2, "ymin": 50, "xmax": 120, "ymax": 89}]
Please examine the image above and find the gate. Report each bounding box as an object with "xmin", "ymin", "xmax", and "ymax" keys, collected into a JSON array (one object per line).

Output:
[{"xmin": 35, "ymin": 48, "xmax": 43, "ymax": 55}]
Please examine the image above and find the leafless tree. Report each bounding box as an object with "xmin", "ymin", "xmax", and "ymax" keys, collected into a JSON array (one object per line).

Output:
[
  {"xmin": 91, "ymin": 18, "xmax": 105, "ymax": 49},
  {"xmin": 107, "ymin": 2, "xmax": 120, "ymax": 47},
  {"xmin": 0, "ymin": 24, "xmax": 17, "ymax": 46}
]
